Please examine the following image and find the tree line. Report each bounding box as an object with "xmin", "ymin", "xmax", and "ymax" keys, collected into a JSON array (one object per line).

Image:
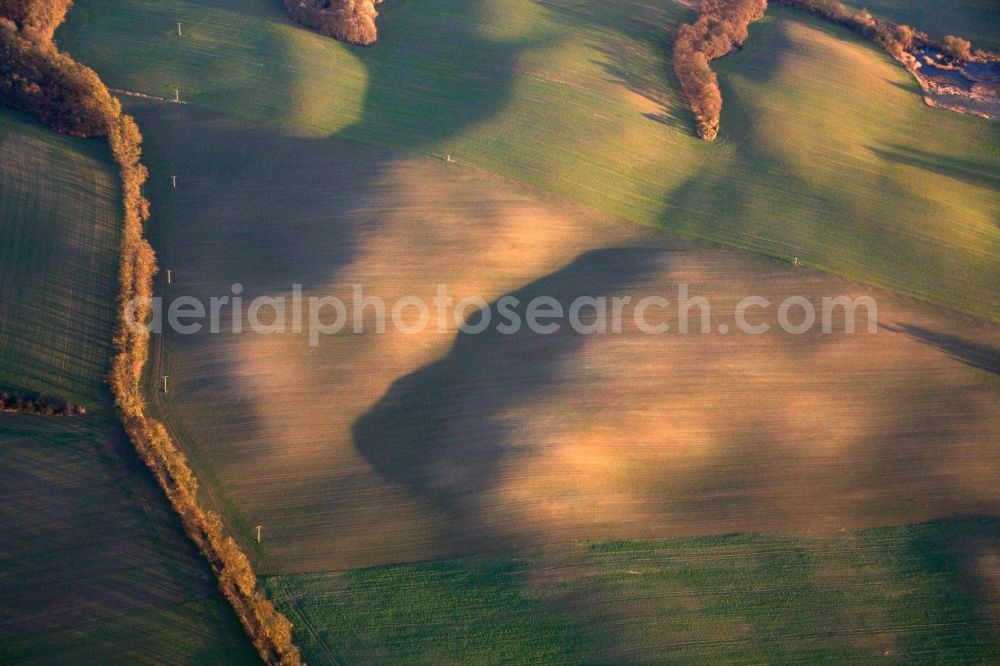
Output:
[
  {"xmin": 672, "ymin": 0, "xmax": 985, "ymax": 141},
  {"xmin": 282, "ymin": 0, "xmax": 383, "ymax": 46},
  {"xmin": 0, "ymin": 3, "xmax": 303, "ymax": 663},
  {"xmin": 673, "ymin": 0, "xmax": 769, "ymax": 140},
  {"xmin": 772, "ymin": 1, "xmax": 981, "ymax": 64}
]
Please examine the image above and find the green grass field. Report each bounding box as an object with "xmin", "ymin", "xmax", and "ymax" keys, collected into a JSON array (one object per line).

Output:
[
  {"xmin": 0, "ymin": 108, "xmax": 121, "ymax": 409},
  {"xmin": 58, "ymin": 1, "xmax": 1000, "ymax": 320},
  {"xmin": 0, "ymin": 110, "xmax": 256, "ymax": 663},
  {"xmin": 264, "ymin": 518, "xmax": 1000, "ymax": 664},
  {"xmin": 847, "ymin": 0, "xmax": 1000, "ymax": 52}
]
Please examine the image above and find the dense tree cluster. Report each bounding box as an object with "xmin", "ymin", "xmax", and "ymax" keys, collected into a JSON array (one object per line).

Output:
[
  {"xmin": 0, "ymin": 389, "xmax": 84, "ymax": 416},
  {"xmin": 283, "ymin": 0, "xmax": 384, "ymax": 46},
  {"xmin": 771, "ymin": 0, "xmax": 850, "ymax": 22},
  {"xmin": 941, "ymin": 35, "xmax": 973, "ymax": 62},
  {"xmin": 0, "ymin": 25, "xmax": 117, "ymax": 137},
  {"xmin": 673, "ymin": 0, "xmax": 769, "ymax": 140},
  {"xmin": 0, "ymin": 0, "xmax": 72, "ymax": 41},
  {"xmin": 1, "ymin": 5, "xmax": 304, "ymax": 664}
]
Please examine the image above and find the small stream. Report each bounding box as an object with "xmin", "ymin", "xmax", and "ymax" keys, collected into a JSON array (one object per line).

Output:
[{"xmin": 911, "ymin": 48, "xmax": 1000, "ymax": 120}]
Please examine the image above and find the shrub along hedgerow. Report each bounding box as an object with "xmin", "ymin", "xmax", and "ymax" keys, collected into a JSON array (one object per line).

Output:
[{"xmin": 0, "ymin": 389, "xmax": 85, "ymax": 415}]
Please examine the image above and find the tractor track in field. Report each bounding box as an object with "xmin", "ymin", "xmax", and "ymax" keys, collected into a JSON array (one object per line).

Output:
[{"xmin": 273, "ymin": 576, "xmax": 342, "ymax": 666}]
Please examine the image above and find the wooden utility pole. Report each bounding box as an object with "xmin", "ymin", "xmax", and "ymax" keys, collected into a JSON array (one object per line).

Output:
[
  {"xmin": 174, "ymin": 88, "xmax": 180, "ymax": 103},
  {"xmin": 255, "ymin": 525, "xmax": 262, "ymax": 543},
  {"xmin": 171, "ymin": 175, "xmax": 177, "ymax": 188},
  {"xmin": 162, "ymin": 375, "xmax": 169, "ymax": 393},
  {"xmin": 166, "ymin": 269, "xmax": 172, "ymax": 284},
  {"xmin": 177, "ymin": 22, "xmax": 182, "ymax": 36}
]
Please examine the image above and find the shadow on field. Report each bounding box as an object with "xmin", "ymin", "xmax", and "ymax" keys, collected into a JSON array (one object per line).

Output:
[
  {"xmin": 345, "ymin": 0, "xmax": 701, "ymax": 144},
  {"xmin": 726, "ymin": 9, "xmax": 798, "ymax": 86},
  {"xmin": 60, "ymin": 0, "xmax": 304, "ymax": 126},
  {"xmin": 130, "ymin": 102, "xmax": 415, "ymax": 294},
  {"xmin": 538, "ymin": 0, "xmax": 693, "ymax": 130},
  {"xmin": 657, "ymin": 17, "xmax": 799, "ymax": 242},
  {"xmin": 353, "ymin": 247, "xmax": 670, "ymax": 545},
  {"xmin": 882, "ymin": 323, "xmax": 1000, "ymax": 375},
  {"xmin": 884, "ymin": 78, "xmax": 921, "ymax": 95},
  {"xmin": 341, "ymin": 0, "xmax": 540, "ymax": 149},
  {"xmin": 897, "ymin": 516, "xmax": 1000, "ymax": 654}
]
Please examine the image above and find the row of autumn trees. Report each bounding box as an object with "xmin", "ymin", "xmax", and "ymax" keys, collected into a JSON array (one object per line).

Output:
[
  {"xmin": 673, "ymin": 0, "xmax": 768, "ymax": 140},
  {"xmin": 772, "ymin": 0, "xmax": 976, "ymax": 61},
  {"xmin": 0, "ymin": 4, "xmax": 302, "ymax": 664},
  {"xmin": 674, "ymin": 0, "xmax": 984, "ymax": 140},
  {"xmin": 0, "ymin": 19, "xmax": 114, "ymax": 136},
  {"xmin": 283, "ymin": 0, "xmax": 384, "ymax": 46}
]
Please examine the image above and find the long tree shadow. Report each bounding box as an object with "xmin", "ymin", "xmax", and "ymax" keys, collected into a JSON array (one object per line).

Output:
[
  {"xmin": 353, "ymin": 247, "xmax": 671, "ymax": 547},
  {"xmin": 657, "ymin": 15, "xmax": 797, "ymax": 243},
  {"xmin": 868, "ymin": 144, "xmax": 1000, "ymax": 192},
  {"xmin": 881, "ymin": 322, "xmax": 1000, "ymax": 375},
  {"xmin": 539, "ymin": 0, "xmax": 693, "ymax": 130}
]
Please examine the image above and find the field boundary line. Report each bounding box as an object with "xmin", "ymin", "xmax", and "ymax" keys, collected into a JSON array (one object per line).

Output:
[{"xmin": 109, "ymin": 88, "xmax": 188, "ymax": 105}]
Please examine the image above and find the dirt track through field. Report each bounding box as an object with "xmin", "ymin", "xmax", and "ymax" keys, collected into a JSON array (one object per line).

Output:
[{"xmin": 137, "ymin": 102, "xmax": 1000, "ymax": 572}]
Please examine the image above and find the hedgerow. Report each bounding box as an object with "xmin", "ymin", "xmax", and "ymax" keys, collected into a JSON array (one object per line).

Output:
[{"xmin": 0, "ymin": 5, "xmax": 303, "ymax": 664}]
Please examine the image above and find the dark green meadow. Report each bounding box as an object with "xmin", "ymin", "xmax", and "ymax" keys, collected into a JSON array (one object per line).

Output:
[
  {"xmin": 0, "ymin": 108, "xmax": 120, "ymax": 410},
  {"xmin": 0, "ymin": 415, "xmax": 257, "ymax": 664}
]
